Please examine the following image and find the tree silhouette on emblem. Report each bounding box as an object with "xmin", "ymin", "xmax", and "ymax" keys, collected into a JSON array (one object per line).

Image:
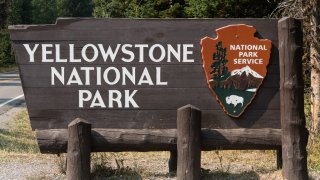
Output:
[{"xmin": 210, "ymin": 41, "xmax": 230, "ymax": 87}]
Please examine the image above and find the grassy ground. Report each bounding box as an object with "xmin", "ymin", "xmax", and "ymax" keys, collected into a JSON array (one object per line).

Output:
[
  {"xmin": 0, "ymin": 109, "xmax": 319, "ymax": 179},
  {"xmin": 0, "ymin": 65, "xmax": 17, "ymax": 73}
]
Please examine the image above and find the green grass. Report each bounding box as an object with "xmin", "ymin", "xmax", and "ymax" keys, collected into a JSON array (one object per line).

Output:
[
  {"xmin": 308, "ymin": 137, "xmax": 320, "ymax": 173},
  {"xmin": 304, "ymin": 92, "xmax": 320, "ymax": 173},
  {"xmin": 0, "ymin": 110, "xmax": 39, "ymax": 153}
]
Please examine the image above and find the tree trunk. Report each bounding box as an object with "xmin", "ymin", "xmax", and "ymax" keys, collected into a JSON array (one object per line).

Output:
[{"xmin": 311, "ymin": 0, "xmax": 320, "ymax": 134}]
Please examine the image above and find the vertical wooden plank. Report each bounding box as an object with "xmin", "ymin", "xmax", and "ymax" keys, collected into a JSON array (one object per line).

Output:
[
  {"xmin": 177, "ymin": 105, "xmax": 201, "ymax": 180},
  {"xmin": 276, "ymin": 149, "xmax": 283, "ymax": 169},
  {"xmin": 168, "ymin": 150, "xmax": 177, "ymax": 173},
  {"xmin": 278, "ymin": 17, "xmax": 309, "ymax": 180},
  {"xmin": 67, "ymin": 118, "xmax": 92, "ymax": 180}
]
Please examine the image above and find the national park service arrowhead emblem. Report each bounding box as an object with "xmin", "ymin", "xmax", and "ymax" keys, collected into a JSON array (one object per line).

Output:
[{"xmin": 200, "ymin": 24, "xmax": 272, "ymax": 117}]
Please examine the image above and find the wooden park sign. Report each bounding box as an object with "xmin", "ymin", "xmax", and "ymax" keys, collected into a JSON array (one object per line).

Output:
[{"xmin": 9, "ymin": 18, "xmax": 308, "ymax": 180}]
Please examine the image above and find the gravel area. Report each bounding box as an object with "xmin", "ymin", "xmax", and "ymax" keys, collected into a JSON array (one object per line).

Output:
[{"xmin": 0, "ymin": 156, "xmax": 64, "ymax": 180}]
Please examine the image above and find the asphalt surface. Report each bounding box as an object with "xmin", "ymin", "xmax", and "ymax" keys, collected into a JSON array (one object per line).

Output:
[{"xmin": 0, "ymin": 71, "xmax": 25, "ymax": 115}]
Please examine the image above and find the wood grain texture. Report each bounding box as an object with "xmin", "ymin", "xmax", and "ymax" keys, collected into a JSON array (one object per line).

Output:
[
  {"xmin": 36, "ymin": 128, "xmax": 281, "ymax": 153},
  {"xmin": 177, "ymin": 105, "xmax": 201, "ymax": 180},
  {"xmin": 17, "ymin": 64, "xmax": 280, "ymax": 88},
  {"xmin": 10, "ymin": 19, "xmax": 281, "ymax": 139},
  {"xmin": 66, "ymin": 118, "xmax": 91, "ymax": 180},
  {"xmin": 23, "ymin": 87, "xmax": 279, "ymax": 110},
  {"xmin": 278, "ymin": 17, "xmax": 308, "ymax": 180},
  {"xmin": 29, "ymin": 109, "xmax": 280, "ymax": 130}
]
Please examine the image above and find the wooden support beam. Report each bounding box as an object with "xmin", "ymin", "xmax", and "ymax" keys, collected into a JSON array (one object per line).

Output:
[
  {"xmin": 36, "ymin": 128, "xmax": 281, "ymax": 153},
  {"xmin": 168, "ymin": 150, "xmax": 177, "ymax": 173},
  {"xmin": 177, "ymin": 105, "xmax": 201, "ymax": 180},
  {"xmin": 276, "ymin": 149, "xmax": 283, "ymax": 169},
  {"xmin": 67, "ymin": 118, "xmax": 91, "ymax": 180},
  {"xmin": 278, "ymin": 17, "xmax": 309, "ymax": 180}
]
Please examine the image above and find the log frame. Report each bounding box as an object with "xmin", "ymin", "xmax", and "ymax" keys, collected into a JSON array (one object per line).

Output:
[
  {"xmin": 177, "ymin": 104, "xmax": 201, "ymax": 180},
  {"xmin": 278, "ymin": 17, "xmax": 309, "ymax": 180},
  {"xmin": 66, "ymin": 118, "xmax": 91, "ymax": 180},
  {"xmin": 36, "ymin": 128, "xmax": 281, "ymax": 153}
]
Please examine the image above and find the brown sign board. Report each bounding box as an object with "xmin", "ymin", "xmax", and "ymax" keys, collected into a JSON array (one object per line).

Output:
[
  {"xmin": 9, "ymin": 19, "xmax": 280, "ymax": 152},
  {"xmin": 10, "ymin": 19, "xmax": 280, "ymax": 130}
]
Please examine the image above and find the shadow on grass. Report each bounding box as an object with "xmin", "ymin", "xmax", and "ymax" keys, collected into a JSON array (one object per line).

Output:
[
  {"xmin": 138, "ymin": 169, "xmax": 259, "ymax": 180},
  {"xmin": 201, "ymin": 169, "xmax": 259, "ymax": 180},
  {"xmin": 92, "ymin": 166, "xmax": 143, "ymax": 180}
]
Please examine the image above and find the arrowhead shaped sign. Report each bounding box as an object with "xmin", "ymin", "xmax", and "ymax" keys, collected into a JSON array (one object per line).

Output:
[{"xmin": 200, "ymin": 24, "xmax": 272, "ymax": 117}]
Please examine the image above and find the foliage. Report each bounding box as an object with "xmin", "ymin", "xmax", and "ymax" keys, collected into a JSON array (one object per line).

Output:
[
  {"xmin": 272, "ymin": 0, "xmax": 320, "ymax": 134},
  {"xmin": 93, "ymin": 0, "xmax": 279, "ymax": 18},
  {"xmin": 58, "ymin": 0, "xmax": 93, "ymax": 17},
  {"xmin": 0, "ymin": 0, "xmax": 8, "ymax": 28},
  {"xmin": 9, "ymin": 0, "xmax": 32, "ymax": 24},
  {"xmin": 133, "ymin": 0, "xmax": 186, "ymax": 18},
  {"xmin": 0, "ymin": 29, "xmax": 14, "ymax": 67},
  {"xmin": 31, "ymin": 0, "xmax": 59, "ymax": 24},
  {"xmin": 93, "ymin": 0, "xmax": 135, "ymax": 18},
  {"xmin": 93, "ymin": 0, "xmax": 186, "ymax": 18},
  {"xmin": 271, "ymin": 0, "xmax": 312, "ymax": 88},
  {"xmin": 185, "ymin": 0, "xmax": 280, "ymax": 18}
]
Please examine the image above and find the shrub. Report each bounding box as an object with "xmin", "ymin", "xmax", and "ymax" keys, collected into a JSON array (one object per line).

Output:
[{"xmin": 0, "ymin": 29, "xmax": 15, "ymax": 67}]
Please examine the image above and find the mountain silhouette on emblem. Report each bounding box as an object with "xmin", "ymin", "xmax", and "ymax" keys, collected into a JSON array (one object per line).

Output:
[
  {"xmin": 231, "ymin": 65, "xmax": 263, "ymax": 78},
  {"xmin": 214, "ymin": 66, "xmax": 263, "ymax": 91}
]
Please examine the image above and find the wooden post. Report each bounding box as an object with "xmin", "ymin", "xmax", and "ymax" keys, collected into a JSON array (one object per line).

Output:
[
  {"xmin": 67, "ymin": 118, "xmax": 92, "ymax": 180},
  {"xmin": 168, "ymin": 150, "xmax": 177, "ymax": 173},
  {"xmin": 278, "ymin": 17, "xmax": 309, "ymax": 180},
  {"xmin": 276, "ymin": 149, "xmax": 282, "ymax": 169},
  {"xmin": 177, "ymin": 105, "xmax": 201, "ymax": 180}
]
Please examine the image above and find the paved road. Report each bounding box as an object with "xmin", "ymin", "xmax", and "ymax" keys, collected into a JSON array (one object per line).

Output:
[{"xmin": 0, "ymin": 71, "xmax": 25, "ymax": 114}]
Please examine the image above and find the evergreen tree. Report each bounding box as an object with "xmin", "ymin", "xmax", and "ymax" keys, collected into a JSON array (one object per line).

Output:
[
  {"xmin": 0, "ymin": 0, "xmax": 17, "ymax": 67},
  {"xmin": 60, "ymin": 0, "xmax": 93, "ymax": 17},
  {"xmin": 93, "ymin": 0, "xmax": 135, "ymax": 18},
  {"xmin": 185, "ymin": 0, "xmax": 279, "ymax": 18},
  {"xmin": 31, "ymin": 0, "xmax": 58, "ymax": 24},
  {"xmin": 93, "ymin": 0, "xmax": 185, "ymax": 18},
  {"xmin": 0, "ymin": 0, "xmax": 8, "ymax": 28},
  {"xmin": 134, "ymin": 0, "xmax": 185, "ymax": 18},
  {"xmin": 211, "ymin": 41, "xmax": 230, "ymax": 86},
  {"xmin": 10, "ymin": 0, "xmax": 32, "ymax": 24}
]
